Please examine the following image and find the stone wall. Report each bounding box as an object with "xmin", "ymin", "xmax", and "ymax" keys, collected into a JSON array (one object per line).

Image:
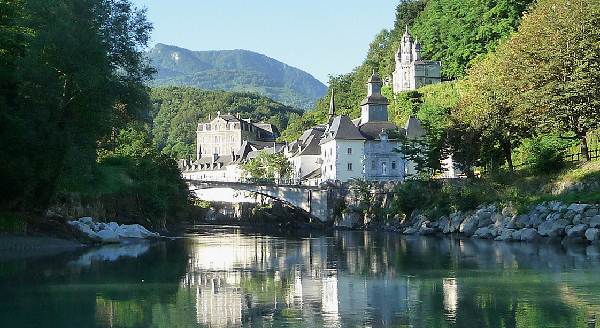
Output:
[{"xmin": 400, "ymin": 202, "xmax": 600, "ymax": 244}]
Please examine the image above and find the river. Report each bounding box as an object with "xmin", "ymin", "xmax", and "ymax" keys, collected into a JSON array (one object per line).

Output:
[{"xmin": 1, "ymin": 226, "xmax": 600, "ymax": 327}]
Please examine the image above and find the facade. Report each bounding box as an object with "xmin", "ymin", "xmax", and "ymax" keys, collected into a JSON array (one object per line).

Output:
[
  {"xmin": 392, "ymin": 27, "xmax": 441, "ymax": 94},
  {"xmin": 180, "ymin": 112, "xmax": 281, "ymax": 182},
  {"xmin": 284, "ymin": 126, "xmax": 326, "ymax": 184},
  {"xmin": 313, "ymin": 72, "xmax": 407, "ymax": 183},
  {"xmin": 195, "ymin": 112, "xmax": 278, "ymax": 159}
]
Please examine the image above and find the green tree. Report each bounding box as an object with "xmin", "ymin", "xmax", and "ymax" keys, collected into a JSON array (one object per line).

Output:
[
  {"xmin": 504, "ymin": 0, "xmax": 600, "ymax": 161},
  {"xmin": 241, "ymin": 152, "xmax": 292, "ymax": 182},
  {"xmin": 0, "ymin": 0, "xmax": 154, "ymax": 212}
]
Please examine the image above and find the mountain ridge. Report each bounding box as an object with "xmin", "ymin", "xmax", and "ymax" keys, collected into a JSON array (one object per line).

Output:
[{"xmin": 148, "ymin": 43, "xmax": 327, "ymax": 109}]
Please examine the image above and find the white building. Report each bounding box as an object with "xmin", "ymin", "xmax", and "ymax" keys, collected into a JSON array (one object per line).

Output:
[
  {"xmin": 392, "ymin": 26, "xmax": 441, "ymax": 94},
  {"xmin": 284, "ymin": 126, "xmax": 326, "ymax": 185},
  {"xmin": 316, "ymin": 72, "xmax": 408, "ymax": 183}
]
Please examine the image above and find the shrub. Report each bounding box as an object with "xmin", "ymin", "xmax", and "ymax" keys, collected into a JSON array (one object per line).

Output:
[{"xmin": 516, "ymin": 136, "xmax": 571, "ymax": 173}]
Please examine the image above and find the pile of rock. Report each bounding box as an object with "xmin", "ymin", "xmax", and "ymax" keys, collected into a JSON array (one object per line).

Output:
[
  {"xmin": 68, "ymin": 217, "xmax": 160, "ymax": 243},
  {"xmin": 402, "ymin": 202, "xmax": 600, "ymax": 244}
]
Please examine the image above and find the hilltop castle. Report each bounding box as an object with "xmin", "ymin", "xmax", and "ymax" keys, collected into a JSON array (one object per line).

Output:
[{"xmin": 392, "ymin": 27, "xmax": 441, "ymax": 93}]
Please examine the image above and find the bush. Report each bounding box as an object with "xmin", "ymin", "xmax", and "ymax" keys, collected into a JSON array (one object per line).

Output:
[{"xmin": 516, "ymin": 136, "xmax": 571, "ymax": 173}]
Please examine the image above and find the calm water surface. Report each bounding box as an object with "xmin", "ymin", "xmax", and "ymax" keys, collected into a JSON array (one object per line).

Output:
[{"xmin": 2, "ymin": 226, "xmax": 600, "ymax": 327}]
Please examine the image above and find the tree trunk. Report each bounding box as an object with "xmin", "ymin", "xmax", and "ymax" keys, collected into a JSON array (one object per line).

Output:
[
  {"xmin": 500, "ymin": 139, "xmax": 514, "ymax": 172},
  {"xmin": 580, "ymin": 134, "xmax": 590, "ymax": 161}
]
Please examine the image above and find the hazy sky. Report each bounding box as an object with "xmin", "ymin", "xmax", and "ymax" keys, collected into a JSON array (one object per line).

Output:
[{"xmin": 130, "ymin": 0, "xmax": 398, "ymax": 84}]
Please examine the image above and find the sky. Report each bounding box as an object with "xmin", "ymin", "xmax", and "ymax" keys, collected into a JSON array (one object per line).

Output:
[{"xmin": 130, "ymin": 0, "xmax": 398, "ymax": 84}]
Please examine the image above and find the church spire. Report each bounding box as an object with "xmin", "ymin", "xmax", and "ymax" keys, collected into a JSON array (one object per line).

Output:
[{"xmin": 328, "ymin": 89, "xmax": 335, "ymax": 122}]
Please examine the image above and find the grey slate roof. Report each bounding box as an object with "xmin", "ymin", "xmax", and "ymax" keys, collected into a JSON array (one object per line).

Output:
[
  {"xmin": 320, "ymin": 115, "xmax": 365, "ymax": 144},
  {"xmin": 360, "ymin": 94, "xmax": 389, "ymax": 106},
  {"xmin": 405, "ymin": 115, "xmax": 426, "ymax": 139},
  {"xmin": 358, "ymin": 122, "xmax": 400, "ymax": 140},
  {"xmin": 301, "ymin": 167, "xmax": 321, "ymax": 180}
]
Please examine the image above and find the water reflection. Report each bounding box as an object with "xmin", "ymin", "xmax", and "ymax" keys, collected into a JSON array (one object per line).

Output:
[
  {"xmin": 70, "ymin": 242, "xmax": 151, "ymax": 267},
  {"xmin": 2, "ymin": 229, "xmax": 600, "ymax": 327}
]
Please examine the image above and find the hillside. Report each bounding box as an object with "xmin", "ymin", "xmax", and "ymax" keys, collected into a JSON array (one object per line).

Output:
[
  {"xmin": 150, "ymin": 87, "xmax": 302, "ymax": 159},
  {"xmin": 148, "ymin": 44, "xmax": 327, "ymax": 109}
]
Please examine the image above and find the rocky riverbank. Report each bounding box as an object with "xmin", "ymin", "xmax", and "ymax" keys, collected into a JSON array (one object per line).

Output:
[{"xmin": 395, "ymin": 201, "xmax": 600, "ymax": 244}]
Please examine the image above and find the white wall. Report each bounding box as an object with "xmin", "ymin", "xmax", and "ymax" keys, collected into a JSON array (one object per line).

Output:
[{"xmin": 320, "ymin": 140, "xmax": 364, "ymax": 183}]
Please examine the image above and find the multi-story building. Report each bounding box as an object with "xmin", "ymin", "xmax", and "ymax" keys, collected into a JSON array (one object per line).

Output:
[
  {"xmin": 315, "ymin": 72, "xmax": 408, "ymax": 183},
  {"xmin": 180, "ymin": 112, "xmax": 281, "ymax": 181},
  {"xmin": 392, "ymin": 26, "xmax": 441, "ymax": 94}
]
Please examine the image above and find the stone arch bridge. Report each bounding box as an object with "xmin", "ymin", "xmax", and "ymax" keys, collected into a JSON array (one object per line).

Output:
[{"xmin": 187, "ymin": 180, "xmax": 335, "ymax": 222}]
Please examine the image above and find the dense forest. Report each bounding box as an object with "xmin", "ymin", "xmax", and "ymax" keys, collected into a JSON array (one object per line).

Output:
[
  {"xmin": 0, "ymin": 0, "xmax": 189, "ymax": 228},
  {"xmin": 150, "ymin": 87, "xmax": 302, "ymax": 159},
  {"xmin": 148, "ymin": 44, "xmax": 327, "ymax": 109}
]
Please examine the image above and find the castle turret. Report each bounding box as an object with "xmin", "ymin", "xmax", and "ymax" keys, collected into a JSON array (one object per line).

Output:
[
  {"xmin": 400, "ymin": 25, "xmax": 413, "ymax": 64},
  {"xmin": 412, "ymin": 39, "xmax": 422, "ymax": 61}
]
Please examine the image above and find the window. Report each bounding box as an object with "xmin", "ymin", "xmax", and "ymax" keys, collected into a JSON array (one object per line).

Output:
[
  {"xmin": 347, "ymin": 147, "xmax": 352, "ymax": 154},
  {"xmin": 382, "ymin": 162, "xmax": 388, "ymax": 175},
  {"xmin": 371, "ymin": 160, "xmax": 376, "ymax": 170},
  {"xmin": 329, "ymin": 148, "xmax": 333, "ymax": 156},
  {"xmin": 392, "ymin": 161, "xmax": 397, "ymax": 170},
  {"xmin": 330, "ymin": 165, "xmax": 333, "ymax": 172},
  {"xmin": 347, "ymin": 163, "xmax": 353, "ymax": 171}
]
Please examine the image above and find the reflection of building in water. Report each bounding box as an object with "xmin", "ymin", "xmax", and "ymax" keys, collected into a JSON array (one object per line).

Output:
[
  {"xmin": 178, "ymin": 232, "xmax": 429, "ymax": 327},
  {"xmin": 443, "ymin": 278, "xmax": 459, "ymax": 322},
  {"xmin": 181, "ymin": 271, "xmax": 243, "ymax": 327}
]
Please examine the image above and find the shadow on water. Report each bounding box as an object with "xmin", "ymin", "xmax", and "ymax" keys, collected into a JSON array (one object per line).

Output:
[{"xmin": 1, "ymin": 229, "xmax": 600, "ymax": 327}]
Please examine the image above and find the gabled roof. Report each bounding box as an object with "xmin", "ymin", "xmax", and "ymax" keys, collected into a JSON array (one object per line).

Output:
[
  {"xmin": 405, "ymin": 115, "xmax": 426, "ymax": 139},
  {"xmin": 320, "ymin": 115, "xmax": 365, "ymax": 144}
]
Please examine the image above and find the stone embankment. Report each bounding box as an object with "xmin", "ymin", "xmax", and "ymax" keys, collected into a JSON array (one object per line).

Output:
[{"xmin": 401, "ymin": 202, "xmax": 600, "ymax": 244}]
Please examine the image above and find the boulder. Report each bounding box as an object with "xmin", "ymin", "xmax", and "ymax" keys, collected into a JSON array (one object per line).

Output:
[
  {"xmin": 513, "ymin": 215, "xmax": 530, "ymax": 229},
  {"xmin": 439, "ymin": 216, "xmax": 451, "ymax": 234},
  {"xmin": 403, "ymin": 227, "xmax": 418, "ymax": 234},
  {"xmin": 528, "ymin": 214, "xmax": 545, "ymax": 228},
  {"xmin": 585, "ymin": 228, "xmax": 600, "ymax": 242},
  {"xmin": 567, "ymin": 204, "xmax": 589, "ymax": 213},
  {"xmin": 585, "ymin": 208, "xmax": 599, "ymax": 217},
  {"xmin": 473, "ymin": 226, "xmax": 494, "ymax": 239},
  {"xmin": 492, "ymin": 213, "xmax": 506, "ymax": 228},
  {"xmin": 460, "ymin": 215, "xmax": 479, "ymax": 236},
  {"xmin": 476, "ymin": 210, "xmax": 493, "ymax": 227},
  {"xmin": 563, "ymin": 210, "xmax": 576, "ymax": 221},
  {"xmin": 538, "ymin": 219, "xmax": 569, "ymax": 237},
  {"xmin": 449, "ymin": 214, "xmax": 463, "ymax": 233},
  {"xmin": 511, "ymin": 229, "xmax": 523, "ymax": 241},
  {"xmin": 566, "ymin": 224, "xmax": 589, "ymax": 240},
  {"xmin": 96, "ymin": 229, "xmax": 120, "ymax": 243},
  {"xmin": 573, "ymin": 214, "xmax": 582, "ymax": 225},
  {"xmin": 495, "ymin": 229, "xmax": 515, "ymax": 241},
  {"xmin": 589, "ymin": 216, "xmax": 600, "ymax": 228},
  {"xmin": 520, "ymin": 228, "xmax": 541, "ymax": 242}
]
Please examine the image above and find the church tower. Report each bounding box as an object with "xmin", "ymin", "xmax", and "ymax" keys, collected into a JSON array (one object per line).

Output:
[{"xmin": 360, "ymin": 71, "xmax": 389, "ymax": 124}]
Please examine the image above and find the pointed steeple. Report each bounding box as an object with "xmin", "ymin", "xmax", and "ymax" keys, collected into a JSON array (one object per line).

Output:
[{"xmin": 328, "ymin": 89, "xmax": 335, "ymax": 123}]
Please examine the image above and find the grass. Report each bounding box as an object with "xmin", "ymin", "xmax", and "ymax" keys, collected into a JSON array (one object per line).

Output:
[{"xmin": 393, "ymin": 161, "xmax": 600, "ymax": 218}]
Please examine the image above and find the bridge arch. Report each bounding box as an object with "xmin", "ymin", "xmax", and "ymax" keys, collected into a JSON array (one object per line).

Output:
[{"xmin": 187, "ymin": 181, "xmax": 332, "ymax": 222}]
